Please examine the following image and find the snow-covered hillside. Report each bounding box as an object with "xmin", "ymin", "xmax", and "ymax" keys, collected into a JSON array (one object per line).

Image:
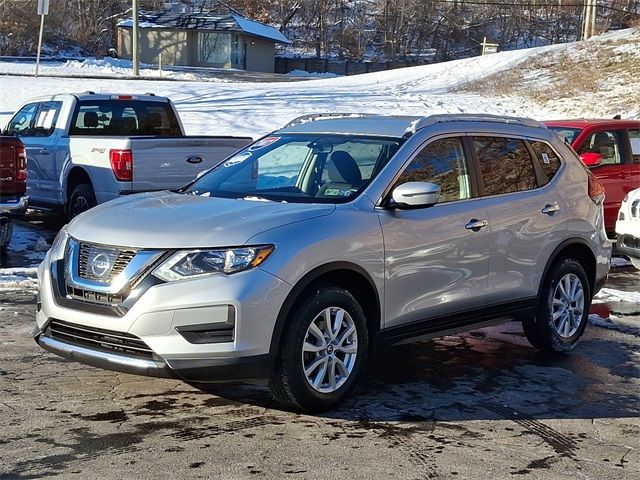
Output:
[{"xmin": 1, "ymin": 28, "xmax": 639, "ymax": 139}]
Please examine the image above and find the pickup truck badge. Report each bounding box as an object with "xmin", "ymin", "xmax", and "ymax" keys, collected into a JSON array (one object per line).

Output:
[
  {"xmin": 90, "ymin": 253, "xmax": 112, "ymax": 279},
  {"xmin": 186, "ymin": 155, "xmax": 204, "ymax": 164}
]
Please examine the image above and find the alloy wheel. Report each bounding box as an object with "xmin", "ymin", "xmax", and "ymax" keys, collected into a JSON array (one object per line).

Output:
[
  {"xmin": 552, "ymin": 273, "xmax": 585, "ymax": 338},
  {"xmin": 301, "ymin": 306, "xmax": 358, "ymax": 394}
]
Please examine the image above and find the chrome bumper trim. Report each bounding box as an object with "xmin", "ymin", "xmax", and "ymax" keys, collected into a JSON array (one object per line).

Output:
[{"xmin": 0, "ymin": 195, "xmax": 28, "ymax": 215}]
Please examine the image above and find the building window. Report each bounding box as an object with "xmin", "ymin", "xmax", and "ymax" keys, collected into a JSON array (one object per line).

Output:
[{"xmin": 198, "ymin": 32, "xmax": 231, "ymax": 65}]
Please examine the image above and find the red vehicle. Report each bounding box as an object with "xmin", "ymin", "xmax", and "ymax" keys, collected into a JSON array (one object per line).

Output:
[
  {"xmin": 544, "ymin": 119, "xmax": 640, "ymax": 237},
  {"xmin": 0, "ymin": 135, "xmax": 28, "ymax": 250}
]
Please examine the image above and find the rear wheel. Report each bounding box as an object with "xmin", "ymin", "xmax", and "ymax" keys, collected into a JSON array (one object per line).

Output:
[
  {"xmin": 0, "ymin": 218, "xmax": 13, "ymax": 250},
  {"xmin": 523, "ymin": 258, "xmax": 591, "ymax": 352},
  {"xmin": 269, "ymin": 286, "xmax": 368, "ymax": 412},
  {"xmin": 68, "ymin": 183, "xmax": 97, "ymax": 220}
]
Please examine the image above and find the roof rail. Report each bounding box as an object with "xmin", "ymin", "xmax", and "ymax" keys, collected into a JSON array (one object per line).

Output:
[
  {"xmin": 84, "ymin": 91, "xmax": 95, "ymax": 94},
  {"xmin": 146, "ymin": 92, "xmax": 156, "ymax": 96},
  {"xmin": 284, "ymin": 113, "xmax": 381, "ymax": 128},
  {"xmin": 406, "ymin": 114, "xmax": 545, "ymax": 135}
]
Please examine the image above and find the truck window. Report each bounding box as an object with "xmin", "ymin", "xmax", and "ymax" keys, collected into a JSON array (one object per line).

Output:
[
  {"xmin": 628, "ymin": 130, "xmax": 640, "ymax": 164},
  {"xmin": 548, "ymin": 127, "xmax": 581, "ymax": 145},
  {"xmin": 577, "ymin": 131, "xmax": 622, "ymax": 165},
  {"xmin": 33, "ymin": 101, "xmax": 63, "ymax": 137},
  {"xmin": 5, "ymin": 102, "xmax": 39, "ymax": 136},
  {"xmin": 69, "ymin": 100, "xmax": 181, "ymax": 136}
]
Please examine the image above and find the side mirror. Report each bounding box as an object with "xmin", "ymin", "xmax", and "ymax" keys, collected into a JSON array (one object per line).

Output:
[
  {"xmin": 390, "ymin": 182, "xmax": 440, "ymax": 209},
  {"xmin": 580, "ymin": 152, "xmax": 603, "ymax": 167}
]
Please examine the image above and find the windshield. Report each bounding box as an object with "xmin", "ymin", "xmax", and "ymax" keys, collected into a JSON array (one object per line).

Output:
[
  {"xmin": 69, "ymin": 100, "xmax": 182, "ymax": 136},
  {"xmin": 183, "ymin": 134, "xmax": 403, "ymax": 203},
  {"xmin": 548, "ymin": 126, "xmax": 582, "ymax": 146}
]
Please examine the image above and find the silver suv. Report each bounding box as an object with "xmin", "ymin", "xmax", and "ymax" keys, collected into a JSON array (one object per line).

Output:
[{"xmin": 34, "ymin": 114, "xmax": 611, "ymax": 412}]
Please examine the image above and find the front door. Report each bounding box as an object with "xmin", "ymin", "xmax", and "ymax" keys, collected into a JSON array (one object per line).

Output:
[{"xmin": 377, "ymin": 136, "xmax": 490, "ymax": 329}]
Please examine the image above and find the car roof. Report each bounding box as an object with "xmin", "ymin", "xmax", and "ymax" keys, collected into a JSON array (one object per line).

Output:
[
  {"xmin": 279, "ymin": 113, "xmax": 546, "ymax": 138},
  {"xmin": 544, "ymin": 119, "xmax": 640, "ymax": 129}
]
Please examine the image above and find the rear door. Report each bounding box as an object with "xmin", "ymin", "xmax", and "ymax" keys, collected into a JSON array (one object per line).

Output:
[
  {"xmin": 470, "ymin": 135, "xmax": 566, "ymax": 305},
  {"xmin": 130, "ymin": 137, "xmax": 252, "ymax": 192},
  {"xmin": 378, "ymin": 135, "xmax": 490, "ymax": 329},
  {"xmin": 575, "ymin": 129, "xmax": 628, "ymax": 235}
]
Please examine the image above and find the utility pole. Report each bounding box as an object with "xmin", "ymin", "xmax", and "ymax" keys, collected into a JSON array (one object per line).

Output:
[
  {"xmin": 583, "ymin": 0, "xmax": 597, "ymax": 40},
  {"xmin": 132, "ymin": 0, "xmax": 139, "ymax": 76}
]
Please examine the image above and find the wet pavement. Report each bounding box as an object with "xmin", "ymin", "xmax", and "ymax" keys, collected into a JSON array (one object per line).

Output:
[{"xmin": 0, "ymin": 220, "xmax": 638, "ymax": 479}]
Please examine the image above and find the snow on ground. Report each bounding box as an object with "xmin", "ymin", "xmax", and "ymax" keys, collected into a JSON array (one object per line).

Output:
[
  {"xmin": 594, "ymin": 287, "xmax": 640, "ymax": 304},
  {"xmin": 0, "ymin": 34, "xmax": 580, "ymax": 138},
  {"xmin": 0, "ymin": 267, "xmax": 38, "ymax": 293}
]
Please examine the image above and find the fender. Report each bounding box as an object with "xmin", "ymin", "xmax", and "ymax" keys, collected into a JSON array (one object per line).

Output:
[
  {"xmin": 537, "ymin": 237, "xmax": 596, "ymax": 298},
  {"xmin": 268, "ymin": 261, "xmax": 382, "ymax": 358}
]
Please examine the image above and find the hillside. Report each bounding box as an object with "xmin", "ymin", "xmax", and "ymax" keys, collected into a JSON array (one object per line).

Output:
[{"xmin": 1, "ymin": 28, "xmax": 639, "ymax": 138}]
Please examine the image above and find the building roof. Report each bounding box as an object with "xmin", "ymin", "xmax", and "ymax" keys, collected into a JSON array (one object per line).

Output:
[{"xmin": 117, "ymin": 12, "xmax": 290, "ymax": 44}]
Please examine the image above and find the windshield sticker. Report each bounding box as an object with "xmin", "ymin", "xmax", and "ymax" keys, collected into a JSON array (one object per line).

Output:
[
  {"xmin": 541, "ymin": 153, "xmax": 551, "ymax": 164},
  {"xmin": 324, "ymin": 188, "xmax": 355, "ymax": 197},
  {"xmin": 223, "ymin": 152, "xmax": 252, "ymax": 168},
  {"xmin": 248, "ymin": 136, "xmax": 280, "ymax": 151}
]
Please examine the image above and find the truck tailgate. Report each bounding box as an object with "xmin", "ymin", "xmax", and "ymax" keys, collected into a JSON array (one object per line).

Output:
[{"xmin": 130, "ymin": 136, "xmax": 252, "ymax": 191}]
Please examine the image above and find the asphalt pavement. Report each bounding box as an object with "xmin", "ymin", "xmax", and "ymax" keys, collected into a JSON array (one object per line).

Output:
[{"xmin": 0, "ymin": 221, "xmax": 638, "ymax": 479}]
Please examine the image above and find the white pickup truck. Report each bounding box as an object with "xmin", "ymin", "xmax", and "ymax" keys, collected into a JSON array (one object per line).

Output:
[{"xmin": 3, "ymin": 93, "xmax": 252, "ymax": 218}]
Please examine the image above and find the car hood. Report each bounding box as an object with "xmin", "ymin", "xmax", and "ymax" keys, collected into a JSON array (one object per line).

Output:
[{"xmin": 67, "ymin": 191, "xmax": 336, "ymax": 249}]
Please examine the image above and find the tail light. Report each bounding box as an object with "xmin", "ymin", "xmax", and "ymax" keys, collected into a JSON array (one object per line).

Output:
[
  {"xmin": 110, "ymin": 149, "xmax": 133, "ymax": 181},
  {"xmin": 16, "ymin": 145, "xmax": 27, "ymax": 182},
  {"xmin": 587, "ymin": 171, "xmax": 605, "ymax": 205}
]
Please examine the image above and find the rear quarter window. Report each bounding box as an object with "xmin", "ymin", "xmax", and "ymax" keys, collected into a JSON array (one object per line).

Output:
[{"xmin": 529, "ymin": 140, "xmax": 562, "ymax": 186}]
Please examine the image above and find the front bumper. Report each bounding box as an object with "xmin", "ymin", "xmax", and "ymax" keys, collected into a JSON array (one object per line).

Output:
[
  {"xmin": 35, "ymin": 254, "xmax": 290, "ymax": 382},
  {"xmin": 0, "ymin": 195, "xmax": 28, "ymax": 216},
  {"xmin": 616, "ymin": 233, "xmax": 640, "ymax": 261}
]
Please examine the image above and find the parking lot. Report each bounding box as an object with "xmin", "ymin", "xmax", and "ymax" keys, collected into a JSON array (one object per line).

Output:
[{"xmin": 0, "ymin": 220, "xmax": 638, "ymax": 479}]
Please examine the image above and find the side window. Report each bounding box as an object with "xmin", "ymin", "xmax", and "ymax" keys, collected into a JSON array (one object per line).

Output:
[
  {"xmin": 5, "ymin": 103, "xmax": 39, "ymax": 136},
  {"xmin": 577, "ymin": 131, "xmax": 622, "ymax": 165},
  {"xmin": 628, "ymin": 130, "xmax": 640, "ymax": 164},
  {"xmin": 395, "ymin": 137, "xmax": 471, "ymax": 203},
  {"xmin": 32, "ymin": 101, "xmax": 63, "ymax": 137},
  {"xmin": 473, "ymin": 137, "xmax": 537, "ymax": 196},
  {"xmin": 529, "ymin": 140, "xmax": 562, "ymax": 185}
]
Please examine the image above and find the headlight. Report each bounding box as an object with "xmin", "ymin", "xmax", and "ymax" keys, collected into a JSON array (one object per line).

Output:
[
  {"xmin": 49, "ymin": 226, "xmax": 69, "ymax": 261},
  {"xmin": 153, "ymin": 245, "xmax": 274, "ymax": 282}
]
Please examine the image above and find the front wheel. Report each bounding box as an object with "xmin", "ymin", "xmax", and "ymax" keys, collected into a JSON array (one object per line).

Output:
[
  {"xmin": 523, "ymin": 258, "xmax": 591, "ymax": 352},
  {"xmin": 68, "ymin": 183, "xmax": 97, "ymax": 220},
  {"xmin": 269, "ymin": 286, "xmax": 368, "ymax": 412}
]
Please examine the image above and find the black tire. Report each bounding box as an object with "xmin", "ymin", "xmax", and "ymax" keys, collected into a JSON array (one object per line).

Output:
[
  {"xmin": 269, "ymin": 286, "xmax": 368, "ymax": 413},
  {"xmin": 523, "ymin": 258, "xmax": 591, "ymax": 353},
  {"xmin": 0, "ymin": 218, "xmax": 13, "ymax": 250},
  {"xmin": 68, "ymin": 183, "xmax": 97, "ymax": 220}
]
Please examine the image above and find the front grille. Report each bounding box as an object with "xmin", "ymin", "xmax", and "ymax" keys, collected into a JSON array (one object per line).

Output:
[
  {"xmin": 46, "ymin": 319, "xmax": 154, "ymax": 359},
  {"xmin": 77, "ymin": 242, "xmax": 137, "ymax": 282},
  {"xmin": 65, "ymin": 285, "xmax": 126, "ymax": 306}
]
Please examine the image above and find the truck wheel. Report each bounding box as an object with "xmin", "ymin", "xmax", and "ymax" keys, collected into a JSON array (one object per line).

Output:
[
  {"xmin": 523, "ymin": 258, "xmax": 591, "ymax": 353},
  {"xmin": 68, "ymin": 183, "xmax": 97, "ymax": 220},
  {"xmin": 0, "ymin": 218, "xmax": 13, "ymax": 250},
  {"xmin": 269, "ymin": 286, "xmax": 368, "ymax": 412}
]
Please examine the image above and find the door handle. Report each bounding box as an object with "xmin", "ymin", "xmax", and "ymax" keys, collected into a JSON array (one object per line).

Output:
[
  {"xmin": 39, "ymin": 149, "xmax": 50, "ymax": 155},
  {"xmin": 465, "ymin": 219, "xmax": 488, "ymax": 231},
  {"xmin": 542, "ymin": 203, "xmax": 560, "ymax": 215}
]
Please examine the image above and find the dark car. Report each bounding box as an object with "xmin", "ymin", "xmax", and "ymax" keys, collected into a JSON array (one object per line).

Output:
[{"xmin": 0, "ymin": 135, "xmax": 28, "ymax": 250}]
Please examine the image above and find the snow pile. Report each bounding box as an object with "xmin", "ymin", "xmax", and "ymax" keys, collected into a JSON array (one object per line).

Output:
[
  {"xmin": 288, "ymin": 69, "xmax": 339, "ymax": 78},
  {"xmin": 0, "ymin": 267, "xmax": 38, "ymax": 293},
  {"xmin": 594, "ymin": 288, "xmax": 640, "ymax": 304}
]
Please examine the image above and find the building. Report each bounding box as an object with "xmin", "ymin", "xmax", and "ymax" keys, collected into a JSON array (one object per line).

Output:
[{"xmin": 117, "ymin": 12, "xmax": 290, "ymax": 73}]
